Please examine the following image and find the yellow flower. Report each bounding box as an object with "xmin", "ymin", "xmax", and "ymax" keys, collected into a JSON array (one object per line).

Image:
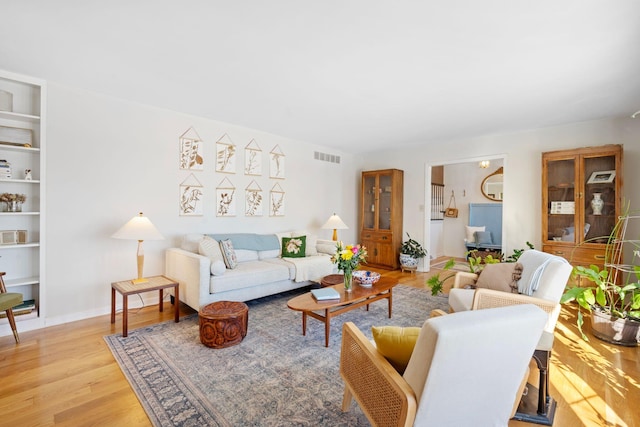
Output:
[{"xmin": 342, "ymin": 250, "xmax": 354, "ymax": 260}]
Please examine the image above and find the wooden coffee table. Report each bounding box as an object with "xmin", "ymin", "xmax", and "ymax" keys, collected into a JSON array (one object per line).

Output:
[{"xmin": 287, "ymin": 276, "xmax": 397, "ymax": 347}]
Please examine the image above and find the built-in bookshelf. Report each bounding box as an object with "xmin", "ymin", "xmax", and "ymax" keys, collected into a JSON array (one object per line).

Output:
[{"xmin": 0, "ymin": 70, "xmax": 46, "ymax": 334}]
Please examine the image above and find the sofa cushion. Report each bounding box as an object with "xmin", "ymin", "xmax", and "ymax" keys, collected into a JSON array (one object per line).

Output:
[
  {"xmin": 198, "ymin": 236, "xmax": 226, "ymax": 276},
  {"xmin": 372, "ymin": 325, "xmax": 421, "ymax": 374},
  {"xmin": 235, "ymin": 249, "xmax": 260, "ymax": 263},
  {"xmin": 219, "ymin": 239, "xmax": 238, "ymax": 269},
  {"xmin": 209, "ymin": 260, "xmax": 291, "ymax": 293},
  {"xmin": 282, "ymin": 236, "xmax": 306, "ymax": 258},
  {"xmin": 258, "ymin": 249, "xmax": 281, "ymax": 260}
]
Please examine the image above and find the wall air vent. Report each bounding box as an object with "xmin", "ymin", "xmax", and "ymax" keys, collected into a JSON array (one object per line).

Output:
[{"xmin": 314, "ymin": 151, "xmax": 341, "ymax": 164}]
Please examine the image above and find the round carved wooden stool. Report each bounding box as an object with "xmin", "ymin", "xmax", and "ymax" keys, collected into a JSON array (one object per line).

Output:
[
  {"xmin": 199, "ymin": 301, "xmax": 249, "ymax": 348},
  {"xmin": 320, "ymin": 273, "xmax": 344, "ymax": 288}
]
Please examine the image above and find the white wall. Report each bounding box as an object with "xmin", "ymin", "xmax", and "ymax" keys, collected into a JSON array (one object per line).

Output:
[
  {"xmin": 42, "ymin": 83, "xmax": 359, "ymax": 326},
  {"xmin": 362, "ymin": 118, "xmax": 640, "ymax": 270}
]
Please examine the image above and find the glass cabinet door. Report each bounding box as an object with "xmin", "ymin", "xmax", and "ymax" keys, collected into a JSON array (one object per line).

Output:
[
  {"xmin": 363, "ymin": 175, "xmax": 376, "ymax": 229},
  {"xmin": 378, "ymin": 173, "xmax": 392, "ymax": 230},
  {"xmin": 582, "ymin": 154, "xmax": 617, "ymax": 243},
  {"xmin": 546, "ymin": 158, "xmax": 576, "ymax": 243}
]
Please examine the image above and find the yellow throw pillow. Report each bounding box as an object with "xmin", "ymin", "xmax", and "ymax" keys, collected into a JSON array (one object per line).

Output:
[{"xmin": 371, "ymin": 326, "xmax": 421, "ymax": 374}]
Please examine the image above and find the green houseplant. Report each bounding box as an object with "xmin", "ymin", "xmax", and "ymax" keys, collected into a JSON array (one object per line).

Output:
[
  {"xmin": 560, "ymin": 212, "xmax": 640, "ymax": 345},
  {"xmin": 399, "ymin": 233, "xmax": 427, "ymax": 270}
]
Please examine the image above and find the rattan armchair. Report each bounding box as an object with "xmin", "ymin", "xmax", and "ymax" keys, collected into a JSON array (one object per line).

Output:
[
  {"xmin": 448, "ymin": 250, "xmax": 573, "ymax": 425},
  {"xmin": 340, "ymin": 305, "xmax": 548, "ymax": 427}
]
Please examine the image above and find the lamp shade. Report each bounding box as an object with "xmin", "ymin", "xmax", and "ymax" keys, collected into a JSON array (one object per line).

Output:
[
  {"xmin": 322, "ymin": 213, "xmax": 348, "ymax": 231},
  {"xmin": 322, "ymin": 213, "xmax": 348, "ymax": 241},
  {"xmin": 112, "ymin": 212, "xmax": 164, "ymax": 241}
]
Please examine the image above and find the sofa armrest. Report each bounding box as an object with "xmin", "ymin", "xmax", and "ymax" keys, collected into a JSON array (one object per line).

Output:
[
  {"xmin": 453, "ymin": 272, "xmax": 479, "ymax": 289},
  {"xmin": 340, "ymin": 322, "xmax": 417, "ymax": 426},
  {"xmin": 471, "ymin": 288, "xmax": 560, "ymax": 333},
  {"xmin": 165, "ymin": 248, "xmax": 210, "ymax": 311}
]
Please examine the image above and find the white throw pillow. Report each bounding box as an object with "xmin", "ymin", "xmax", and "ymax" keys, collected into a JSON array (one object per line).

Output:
[
  {"xmin": 317, "ymin": 240, "xmax": 337, "ymax": 255},
  {"xmin": 199, "ymin": 236, "xmax": 226, "ymax": 276},
  {"xmin": 465, "ymin": 225, "xmax": 486, "ymax": 243},
  {"xmin": 210, "ymin": 259, "xmax": 226, "ymax": 276}
]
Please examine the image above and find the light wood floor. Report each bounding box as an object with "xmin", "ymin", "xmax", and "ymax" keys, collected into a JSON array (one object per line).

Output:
[{"xmin": 0, "ymin": 269, "xmax": 637, "ymax": 426}]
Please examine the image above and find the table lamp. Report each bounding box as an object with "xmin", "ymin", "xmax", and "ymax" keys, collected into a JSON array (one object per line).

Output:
[
  {"xmin": 322, "ymin": 213, "xmax": 348, "ymax": 241},
  {"xmin": 112, "ymin": 212, "xmax": 164, "ymax": 284}
]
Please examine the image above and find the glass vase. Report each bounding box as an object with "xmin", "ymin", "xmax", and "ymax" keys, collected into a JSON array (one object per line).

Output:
[
  {"xmin": 5, "ymin": 201, "xmax": 22, "ymax": 212},
  {"xmin": 343, "ymin": 269, "xmax": 353, "ymax": 292}
]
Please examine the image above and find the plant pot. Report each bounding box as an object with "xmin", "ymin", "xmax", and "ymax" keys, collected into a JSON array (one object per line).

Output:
[
  {"xmin": 590, "ymin": 307, "xmax": 640, "ymax": 347},
  {"xmin": 399, "ymin": 253, "xmax": 419, "ymax": 269}
]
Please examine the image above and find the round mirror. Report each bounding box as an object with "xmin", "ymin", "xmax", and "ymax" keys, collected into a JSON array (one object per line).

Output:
[{"xmin": 481, "ymin": 167, "xmax": 503, "ymax": 201}]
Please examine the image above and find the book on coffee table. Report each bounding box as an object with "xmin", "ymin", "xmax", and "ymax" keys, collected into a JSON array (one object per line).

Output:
[{"xmin": 311, "ymin": 287, "xmax": 340, "ymax": 301}]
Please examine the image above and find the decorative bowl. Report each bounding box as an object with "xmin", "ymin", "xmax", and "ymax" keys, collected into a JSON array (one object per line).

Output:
[{"xmin": 353, "ymin": 270, "xmax": 381, "ymax": 287}]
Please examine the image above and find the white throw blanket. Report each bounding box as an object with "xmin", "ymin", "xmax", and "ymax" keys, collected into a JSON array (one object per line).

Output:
[
  {"xmin": 284, "ymin": 255, "xmax": 334, "ymax": 282},
  {"xmin": 517, "ymin": 250, "xmax": 570, "ymax": 296}
]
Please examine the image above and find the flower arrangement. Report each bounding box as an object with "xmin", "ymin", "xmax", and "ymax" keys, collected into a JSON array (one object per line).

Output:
[
  {"xmin": 0, "ymin": 193, "xmax": 26, "ymax": 203},
  {"xmin": 331, "ymin": 241, "xmax": 368, "ymax": 291}
]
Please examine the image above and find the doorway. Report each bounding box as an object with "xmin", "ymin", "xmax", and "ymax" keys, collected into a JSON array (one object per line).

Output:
[{"xmin": 423, "ymin": 155, "xmax": 506, "ymax": 272}]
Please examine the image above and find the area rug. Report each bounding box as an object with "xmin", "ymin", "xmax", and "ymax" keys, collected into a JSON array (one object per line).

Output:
[
  {"xmin": 430, "ymin": 260, "xmax": 471, "ymax": 272},
  {"xmin": 105, "ymin": 285, "xmax": 449, "ymax": 427}
]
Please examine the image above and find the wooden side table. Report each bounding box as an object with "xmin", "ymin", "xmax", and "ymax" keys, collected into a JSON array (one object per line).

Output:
[{"xmin": 111, "ymin": 275, "xmax": 179, "ymax": 337}]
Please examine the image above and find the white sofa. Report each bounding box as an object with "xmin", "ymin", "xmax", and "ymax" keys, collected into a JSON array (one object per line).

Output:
[{"xmin": 165, "ymin": 232, "xmax": 338, "ymax": 310}]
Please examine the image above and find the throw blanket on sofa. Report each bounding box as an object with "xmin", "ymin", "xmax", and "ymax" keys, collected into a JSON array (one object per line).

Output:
[
  {"xmin": 284, "ymin": 256, "xmax": 334, "ymax": 282},
  {"xmin": 209, "ymin": 233, "xmax": 280, "ymax": 251}
]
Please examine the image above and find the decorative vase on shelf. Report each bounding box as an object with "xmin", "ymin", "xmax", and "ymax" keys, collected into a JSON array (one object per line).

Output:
[
  {"xmin": 5, "ymin": 201, "xmax": 22, "ymax": 212},
  {"xmin": 591, "ymin": 193, "xmax": 604, "ymax": 215},
  {"xmin": 343, "ymin": 268, "xmax": 353, "ymax": 292}
]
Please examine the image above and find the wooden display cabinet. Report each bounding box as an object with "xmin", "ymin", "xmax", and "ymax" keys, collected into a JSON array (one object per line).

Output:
[
  {"xmin": 360, "ymin": 169, "xmax": 403, "ymax": 269},
  {"xmin": 541, "ymin": 145, "xmax": 623, "ymax": 277}
]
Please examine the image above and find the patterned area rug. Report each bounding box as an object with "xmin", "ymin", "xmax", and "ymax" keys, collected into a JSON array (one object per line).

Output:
[{"xmin": 105, "ymin": 285, "xmax": 449, "ymax": 427}]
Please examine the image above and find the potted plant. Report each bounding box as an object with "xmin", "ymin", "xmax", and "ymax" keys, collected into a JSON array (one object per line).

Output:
[
  {"xmin": 399, "ymin": 233, "xmax": 427, "ymax": 270},
  {"xmin": 560, "ymin": 212, "xmax": 640, "ymax": 346}
]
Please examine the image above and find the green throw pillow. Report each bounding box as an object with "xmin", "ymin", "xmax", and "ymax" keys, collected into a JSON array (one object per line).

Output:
[{"xmin": 281, "ymin": 236, "xmax": 306, "ymax": 258}]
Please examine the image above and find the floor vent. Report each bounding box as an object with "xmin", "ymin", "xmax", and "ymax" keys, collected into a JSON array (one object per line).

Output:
[{"xmin": 314, "ymin": 151, "xmax": 341, "ymax": 164}]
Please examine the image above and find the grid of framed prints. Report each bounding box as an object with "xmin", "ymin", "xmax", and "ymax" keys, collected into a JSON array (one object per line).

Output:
[{"xmin": 177, "ymin": 127, "xmax": 286, "ymax": 217}]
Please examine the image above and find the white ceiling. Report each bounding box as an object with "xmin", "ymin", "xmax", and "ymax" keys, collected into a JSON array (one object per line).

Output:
[{"xmin": 2, "ymin": 1, "xmax": 640, "ymax": 153}]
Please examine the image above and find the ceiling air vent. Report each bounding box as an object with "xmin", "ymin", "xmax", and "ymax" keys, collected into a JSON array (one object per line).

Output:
[{"xmin": 314, "ymin": 151, "xmax": 341, "ymax": 164}]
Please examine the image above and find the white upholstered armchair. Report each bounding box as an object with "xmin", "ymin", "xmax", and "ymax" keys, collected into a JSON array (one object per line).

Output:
[
  {"xmin": 340, "ymin": 305, "xmax": 548, "ymax": 427},
  {"xmin": 447, "ymin": 249, "xmax": 573, "ymax": 424}
]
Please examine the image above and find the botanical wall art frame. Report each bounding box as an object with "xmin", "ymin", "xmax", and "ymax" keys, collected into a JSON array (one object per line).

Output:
[
  {"xmin": 244, "ymin": 139, "xmax": 262, "ymax": 176},
  {"xmin": 216, "ymin": 133, "xmax": 236, "ymax": 174},
  {"xmin": 270, "ymin": 182, "xmax": 285, "ymax": 217},
  {"xmin": 270, "ymin": 144, "xmax": 285, "ymax": 179},
  {"xmin": 179, "ymin": 173, "xmax": 204, "ymax": 216},
  {"xmin": 216, "ymin": 177, "xmax": 236, "ymax": 217},
  {"xmin": 245, "ymin": 180, "xmax": 263, "ymax": 216},
  {"xmin": 179, "ymin": 127, "xmax": 204, "ymax": 170}
]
